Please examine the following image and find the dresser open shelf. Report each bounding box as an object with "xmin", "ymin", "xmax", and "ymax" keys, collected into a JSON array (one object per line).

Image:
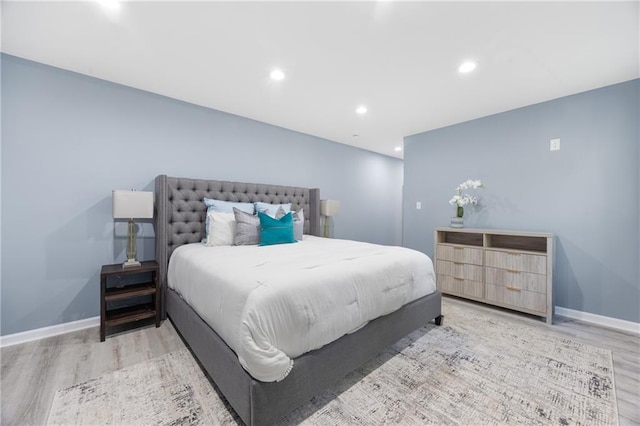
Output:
[{"xmin": 435, "ymin": 227, "xmax": 554, "ymax": 324}]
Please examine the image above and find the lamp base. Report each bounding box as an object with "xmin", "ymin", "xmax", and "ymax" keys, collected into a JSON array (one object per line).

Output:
[{"xmin": 122, "ymin": 259, "xmax": 142, "ymax": 269}]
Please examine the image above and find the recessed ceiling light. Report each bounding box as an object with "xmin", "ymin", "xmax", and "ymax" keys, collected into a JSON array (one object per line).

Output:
[
  {"xmin": 356, "ymin": 106, "xmax": 368, "ymax": 115},
  {"xmin": 394, "ymin": 146, "xmax": 402, "ymax": 152},
  {"xmin": 458, "ymin": 61, "xmax": 477, "ymax": 74},
  {"xmin": 97, "ymin": 0, "xmax": 120, "ymax": 10},
  {"xmin": 270, "ymin": 69, "xmax": 285, "ymax": 81}
]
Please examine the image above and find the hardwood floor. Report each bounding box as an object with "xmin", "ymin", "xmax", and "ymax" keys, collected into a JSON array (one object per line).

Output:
[
  {"xmin": 1, "ymin": 299, "xmax": 638, "ymax": 425},
  {"xmin": 1, "ymin": 319, "xmax": 185, "ymax": 426}
]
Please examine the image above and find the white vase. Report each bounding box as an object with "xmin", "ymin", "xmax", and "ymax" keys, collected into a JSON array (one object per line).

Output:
[{"xmin": 450, "ymin": 217, "xmax": 464, "ymax": 228}]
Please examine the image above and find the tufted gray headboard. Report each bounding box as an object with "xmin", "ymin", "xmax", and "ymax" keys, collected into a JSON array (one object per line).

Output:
[{"xmin": 154, "ymin": 175, "xmax": 321, "ymax": 317}]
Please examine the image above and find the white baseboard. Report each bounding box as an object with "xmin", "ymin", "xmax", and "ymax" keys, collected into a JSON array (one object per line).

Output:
[
  {"xmin": 2, "ymin": 307, "xmax": 638, "ymax": 348},
  {"xmin": 0, "ymin": 316, "xmax": 100, "ymax": 348},
  {"xmin": 555, "ymin": 306, "xmax": 640, "ymax": 335}
]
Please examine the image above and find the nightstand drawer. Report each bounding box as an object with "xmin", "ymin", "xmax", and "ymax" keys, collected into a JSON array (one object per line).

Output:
[
  {"xmin": 485, "ymin": 267, "xmax": 546, "ymax": 293},
  {"xmin": 436, "ymin": 244, "xmax": 483, "ymax": 266},
  {"xmin": 436, "ymin": 260, "xmax": 483, "ymax": 281},
  {"xmin": 485, "ymin": 250, "xmax": 546, "ymax": 274},
  {"xmin": 437, "ymin": 274, "xmax": 484, "ymax": 299},
  {"xmin": 485, "ymin": 283, "xmax": 546, "ymax": 313}
]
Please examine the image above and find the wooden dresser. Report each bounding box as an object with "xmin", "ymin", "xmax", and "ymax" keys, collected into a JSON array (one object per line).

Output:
[{"xmin": 434, "ymin": 227, "xmax": 554, "ymax": 324}]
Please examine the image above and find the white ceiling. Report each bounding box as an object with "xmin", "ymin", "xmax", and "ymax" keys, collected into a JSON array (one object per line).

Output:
[{"xmin": 2, "ymin": 1, "xmax": 639, "ymax": 159}]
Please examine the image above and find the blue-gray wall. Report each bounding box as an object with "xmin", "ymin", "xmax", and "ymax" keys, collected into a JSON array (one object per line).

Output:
[
  {"xmin": 0, "ymin": 54, "xmax": 403, "ymax": 336},
  {"xmin": 403, "ymin": 79, "xmax": 640, "ymax": 323}
]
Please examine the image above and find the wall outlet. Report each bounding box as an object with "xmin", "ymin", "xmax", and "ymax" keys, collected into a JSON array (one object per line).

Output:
[
  {"xmin": 416, "ymin": 202, "xmax": 422, "ymax": 210},
  {"xmin": 550, "ymin": 138, "xmax": 560, "ymax": 151}
]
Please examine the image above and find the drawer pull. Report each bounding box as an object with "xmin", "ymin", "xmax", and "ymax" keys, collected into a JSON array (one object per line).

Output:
[
  {"xmin": 453, "ymin": 276, "xmax": 465, "ymax": 281},
  {"xmin": 506, "ymin": 286, "xmax": 522, "ymax": 292},
  {"xmin": 506, "ymin": 268, "xmax": 521, "ymax": 273},
  {"xmin": 508, "ymin": 252, "xmax": 521, "ymax": 256},
  {"xmin": 454, "ymin": 247, "xmax": 464, "ymax": 250},
  {"xmin": 453, "ymin": 261, "xmax": 465, "ymax": 265}
]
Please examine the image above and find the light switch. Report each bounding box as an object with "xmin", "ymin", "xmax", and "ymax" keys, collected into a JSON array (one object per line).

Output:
[
  {"xmin": 550, "ymin": 138, "xmax": 560, "ymax": 151},
  {"xmin": 416, "ymin": 202, "xmax": 422, "ymax": 210}
]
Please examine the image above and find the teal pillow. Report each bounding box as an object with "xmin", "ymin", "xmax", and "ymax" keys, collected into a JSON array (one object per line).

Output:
[{"xmin": 258, "ymin": 211, "xmax": 296, "ymax": 246}]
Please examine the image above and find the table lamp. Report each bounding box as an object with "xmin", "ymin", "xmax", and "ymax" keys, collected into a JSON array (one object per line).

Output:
[
  {"xmin": 320, "ymin": 199, "xmax": 340, "ymax": 238},
  {"xmin": 112, "ymin": 190, "xmax": 154, "ymax": 268}
]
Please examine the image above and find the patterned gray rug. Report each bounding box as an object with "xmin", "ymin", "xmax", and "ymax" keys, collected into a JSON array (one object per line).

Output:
[{"xmin": 47, "ymin": 300, "xmax": 618, "ymax": 425}]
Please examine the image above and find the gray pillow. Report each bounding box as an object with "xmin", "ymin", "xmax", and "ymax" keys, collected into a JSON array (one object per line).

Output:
[
  {"xmin": 233, "ymin": 207, "xmax": 260, "ymax": 245},
  {"xmin": 292, "ymin": 208, "xmax": 304, "ymax": 241}
]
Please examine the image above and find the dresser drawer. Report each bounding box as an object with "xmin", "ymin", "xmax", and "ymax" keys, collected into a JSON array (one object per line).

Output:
[
  {"xmin": 437, "ymin": 274, "xmax": 484, "ymax": 299},
  {"xmin": 485, "ymin": 267, "xmax": 547, "ymax": 294},
  {"xmin": 436, "ymin": 260, "xmax": 483, "ymax": 281},
  {"xmin": 485, "ymin": 250, "xmax": 546, "ymax": 274},
  {"xmin": 436, "ymin": 245, "xmax": 483, "ymax": 266},
  {"xmin": 485, "ymin": 283, "xmax": 546, "ymax": 313}
]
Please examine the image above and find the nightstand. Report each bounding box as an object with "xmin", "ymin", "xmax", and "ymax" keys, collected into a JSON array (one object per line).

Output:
[{"xmin": 100, "ymin": 260, "xmax": 160, "ymax": 341}]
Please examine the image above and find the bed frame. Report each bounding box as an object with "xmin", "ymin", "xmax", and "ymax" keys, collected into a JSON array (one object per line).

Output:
[{"xmin": 155, "ymin": 175, "xmax": 442, "ymax": 426}]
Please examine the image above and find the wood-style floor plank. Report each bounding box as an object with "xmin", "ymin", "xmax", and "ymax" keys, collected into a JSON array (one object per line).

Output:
[
  {"xmin": 1, "ymin": 320, "xmax": 184, "ymax": 426},
  {"xmin": 1, "ymin": 299, "xmax": 638, "ymax": 425}
]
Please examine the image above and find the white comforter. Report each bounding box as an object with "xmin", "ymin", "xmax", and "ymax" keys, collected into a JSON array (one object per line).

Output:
[{"xmin": 168, "ymin": 236, "xmax": 436, "ymax": 382}]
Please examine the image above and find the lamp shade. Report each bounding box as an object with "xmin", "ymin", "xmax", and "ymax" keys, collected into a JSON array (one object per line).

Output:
[
  {"xmin": 320, "ymin": 199, "xmax": 340, "ymax": 217},
  {"xmin": 112, "ymin": 190, "xmax": 154, "ymax": 219}
]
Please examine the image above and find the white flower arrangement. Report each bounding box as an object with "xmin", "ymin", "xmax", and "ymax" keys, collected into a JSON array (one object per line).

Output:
[{"xmin": 449, "ymin": 179, "xmax": 485, "ymax": 217}]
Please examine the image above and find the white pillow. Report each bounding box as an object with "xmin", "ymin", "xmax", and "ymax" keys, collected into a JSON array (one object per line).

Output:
[{"xmin": 206, "ymin": 211, "xmax": 236, "ymax": 246}]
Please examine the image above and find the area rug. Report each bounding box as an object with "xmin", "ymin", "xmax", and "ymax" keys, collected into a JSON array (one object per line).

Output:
[{"xmin": 47, "ymin": 300, "xmax": 618, "ymax": 425}]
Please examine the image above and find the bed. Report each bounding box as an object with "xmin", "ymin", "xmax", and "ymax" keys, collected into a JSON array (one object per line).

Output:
[{"xmin": 155, "ymin": 175, "xmax": 442, "ymax": 426}]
